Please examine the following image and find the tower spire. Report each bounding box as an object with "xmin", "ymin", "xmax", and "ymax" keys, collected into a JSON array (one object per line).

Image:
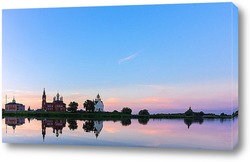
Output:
[
  {"xmin": 12, "ymin": 96, "xmax": 16, "ymax": 103},
  {"xmin": 42, "ymin": 88, "xmax": 47, "ymax": 109}
]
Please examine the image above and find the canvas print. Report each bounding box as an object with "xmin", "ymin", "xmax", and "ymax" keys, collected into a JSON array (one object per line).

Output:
[{"xmin": 2, "ymin": 2, "xmax": 238, "ymax": 150}]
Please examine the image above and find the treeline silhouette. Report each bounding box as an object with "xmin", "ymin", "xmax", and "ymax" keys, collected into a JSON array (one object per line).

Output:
[{"xmin": 2, "ymin": 106, "xmax": 238, "ymax": 120}]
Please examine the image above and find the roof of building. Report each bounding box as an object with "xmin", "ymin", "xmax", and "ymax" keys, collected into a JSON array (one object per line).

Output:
[
  {"xmin": 5, "ymin": 102, "xmax": 24, "ymax": 106},
  {"xmin": 53, "ymin": 100, "xmax": 64, "ymax": 103},
  {"xmin": 5, "ymin": 97, "xmax": 24, "ymax": 106}
]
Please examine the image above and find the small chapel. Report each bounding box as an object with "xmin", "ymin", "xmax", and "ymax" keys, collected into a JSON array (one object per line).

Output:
[{"xmin": 94, "ymin": 94, "xmax": 104, "ymax": 112}]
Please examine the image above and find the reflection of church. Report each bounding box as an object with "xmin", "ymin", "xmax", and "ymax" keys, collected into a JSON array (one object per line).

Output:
[
  {"xmin": 93, "ymin": 121, "xmax": 103, "ymax": 138},
  {"xmin": 82, "ymin": 120, "xmax": 103, "ymax": 138},
  {"xmin": 42, "ymin": 119, "xmax": 66, "ymax": 142},
  {"xmin": 42, "ymin": 88, "xmax": 66, "ymax": 112},
  {"xmin": 184, "ymin": 118, "xmax": 204, "ymax": 129},
  {"xmin": 5, "ymin": 117, "xmax": 25, "ymax": 133}
]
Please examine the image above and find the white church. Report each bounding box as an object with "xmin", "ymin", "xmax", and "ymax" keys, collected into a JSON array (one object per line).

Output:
[{"xmin": 94, "ymin": 94, "xmax": 104, "ymax": 112}]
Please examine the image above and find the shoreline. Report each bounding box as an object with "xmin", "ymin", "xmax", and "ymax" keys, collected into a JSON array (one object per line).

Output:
[{"xmin": 2, "ymin": 110, "xmax": 238, "ymax": 120}]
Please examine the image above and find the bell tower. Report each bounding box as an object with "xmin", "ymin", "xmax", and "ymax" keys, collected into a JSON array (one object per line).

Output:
[{"xmin": 42, "ymin": 88, "xmax": 46, "ymax": 109}]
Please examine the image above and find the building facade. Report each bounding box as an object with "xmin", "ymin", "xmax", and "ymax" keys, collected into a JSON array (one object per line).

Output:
[
  {"xmin": 94, "ymin": 94, "xmax": 104, "ymax": 112},
  {"xmin": 5, "ymin": 97, "xmax": 25, "ymax": 112},
  {"xmin": 42, "ymin": 89, "xmax": 66, "ymax": 112}
]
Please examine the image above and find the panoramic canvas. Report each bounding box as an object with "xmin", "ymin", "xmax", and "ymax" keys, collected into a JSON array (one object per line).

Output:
[{"xmin": 2, "ymin": 2, "xmax": 238, "ymax": 150}]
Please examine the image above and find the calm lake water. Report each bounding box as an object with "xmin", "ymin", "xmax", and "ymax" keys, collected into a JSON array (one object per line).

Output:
[{"xmin": 2, "ymin": 117, "xmax": 238, "ymax": 150}]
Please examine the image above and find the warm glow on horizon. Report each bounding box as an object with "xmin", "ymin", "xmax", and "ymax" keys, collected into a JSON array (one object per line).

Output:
[{"xmin": 2, "ymin": 80, "xmax": 237, "ymax": 114}]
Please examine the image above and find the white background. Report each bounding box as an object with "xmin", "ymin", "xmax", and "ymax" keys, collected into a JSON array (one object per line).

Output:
[{"xmin": 0, "ymin": 0, "xmax": 248, "ymax": 161}]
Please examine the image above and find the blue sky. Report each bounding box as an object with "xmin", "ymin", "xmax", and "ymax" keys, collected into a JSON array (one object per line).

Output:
[{"xmin": 2, "ymin": 3, "xmax": 238, "ymax": 114}]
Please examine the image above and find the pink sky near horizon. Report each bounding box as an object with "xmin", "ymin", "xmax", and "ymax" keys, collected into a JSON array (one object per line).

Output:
[{"xmin": 1, "ymin": 80, "xmax": 238, "ymax": 114}]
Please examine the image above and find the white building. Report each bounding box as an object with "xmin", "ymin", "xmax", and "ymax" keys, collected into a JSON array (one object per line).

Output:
[{"xmin": 94, "ymin": 94, "xmax": 104, "ymax": 112}]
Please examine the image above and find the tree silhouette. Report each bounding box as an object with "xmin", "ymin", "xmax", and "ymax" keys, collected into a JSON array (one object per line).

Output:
[
  {"xmin": 67, "ymin": 101, "xmax": 78, "ymax": 112},
  {"xmin": 83, "ymin": 100, "xmax": 95, "ymax": 112},
  {"xmin": 199, "ymin": 111, "xmax": 205, "ymax": 116},
  {"xmin": 138, "ymin": 109, "xmax": 150, "ymax": 116},
  {"xmin": 121, "ymin": 107, "xmax": 132, "ymax": 115},
  {"xmin": 220, "ymin": 112, "xmax": 227, "ymax": 116},
  {"xmin": 67, "ymin": 119, "xmax": 78, "ymax": 130}
]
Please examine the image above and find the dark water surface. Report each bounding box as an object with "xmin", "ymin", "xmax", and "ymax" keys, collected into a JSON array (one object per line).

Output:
[{"xmin": 2, "ymin": 117, "xmax": 238, "ymax": 150}]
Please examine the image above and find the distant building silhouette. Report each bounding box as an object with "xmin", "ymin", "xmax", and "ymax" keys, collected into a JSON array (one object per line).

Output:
[
  {"xmin": 94, "ymin": 94, "xmax": 104, "ymax": 112},
  {"xmin": 5, "ymin": 97, "xmax": 25, "ymax": 112},
  {"xmin": 42, "ymin": 88, "xmax": 66, "ymax": 112}
]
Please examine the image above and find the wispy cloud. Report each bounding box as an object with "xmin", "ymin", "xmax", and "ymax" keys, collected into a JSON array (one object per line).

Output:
[{"xmin": 118, "ymin": 51, "xmax": 142, "ymax": 64}]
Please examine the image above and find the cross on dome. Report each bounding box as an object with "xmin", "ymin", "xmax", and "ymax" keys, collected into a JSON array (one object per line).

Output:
[
  {"xmin": 12, "ymin": 96, "xmax": 16, "ymax": 103},
  {"xmin": 56, "ymin": 93, "xmax": 60, "ymax": 101}
]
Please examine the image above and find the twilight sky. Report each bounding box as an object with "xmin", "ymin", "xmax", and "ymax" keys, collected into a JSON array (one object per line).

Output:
[{"xmin": 2, "ymin": 3, "xmax": 238, "ymax": 114}]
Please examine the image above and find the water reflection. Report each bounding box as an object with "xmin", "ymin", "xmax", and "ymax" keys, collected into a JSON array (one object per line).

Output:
[
  {"xmin": 67, "ymin": 119, "xmax": 78, "ymax": 130},
  {"xmin": 82, "ymin": 120, "xmax": 103, "ymax": 138},
  {"xmin": 3, "ymin": 117, "xmax": 208, "ymax": 140},
  {"xmin": 2, "ymin": 117, "xmax": 238, "ymax": 149},
  {"xmin": 5, "ymin": 117, "xmax": 25, "ymax": 133},
  {"xmin": 138, "ymin": 118, "xmax": 150, "ymax": 125},
  {"xmin": 120, "ymin": 119, "xmax": 131, "ymax": 126},
  {"xmin": 93, "ymin": 121, "xmax": 103, "ymax": 138},
  {"xmin": 184, "ymin": 118, "xmax": 204, "ymax": 129},
  {"xmin": 41, "ymin": 119, "xmax": 66, "ymax": 141}
]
